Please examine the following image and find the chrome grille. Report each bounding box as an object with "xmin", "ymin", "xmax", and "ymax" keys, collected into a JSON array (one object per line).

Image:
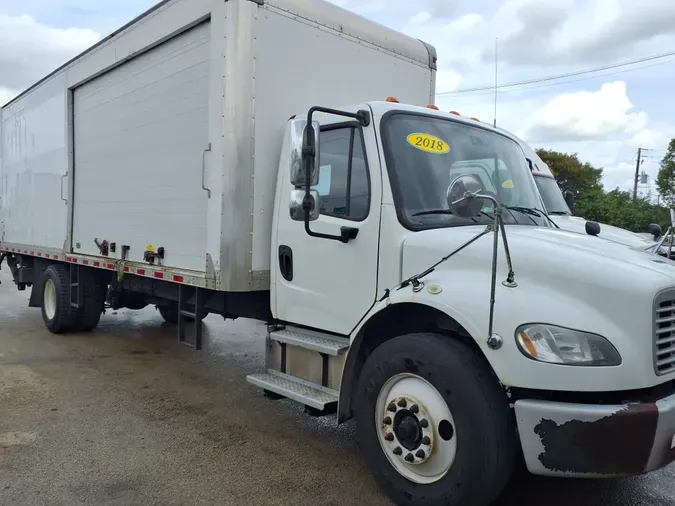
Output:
[{"xmin": 655, "ymin": 291, "xmax": 675, "ymax": 375}]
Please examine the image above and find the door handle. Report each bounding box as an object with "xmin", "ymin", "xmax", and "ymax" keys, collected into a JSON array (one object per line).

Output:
[
  {"xmin": 202, "ymin": 142, "xmax": 211, "ymax": 198},
  {"xmin": 278, "ymin": 245, "xmax": 293, "ymax": 281},
  {"xmin": 61, "ymin": 173, "xmax": 68, "ymax": 203}
]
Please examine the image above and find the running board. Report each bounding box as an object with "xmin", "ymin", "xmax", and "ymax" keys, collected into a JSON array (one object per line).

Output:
[
  {"xmin": 246, "ymin": 372, "xmax": 338, "ymax": 411},
  {"xmin": 269, "ymin": 328, "xmax": 349, "ymax": 356}
]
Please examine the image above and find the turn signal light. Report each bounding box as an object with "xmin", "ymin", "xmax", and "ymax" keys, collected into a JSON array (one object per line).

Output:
[{"xmin": 386, "ymin": 96, "xmax": 400, "ymax": 103}]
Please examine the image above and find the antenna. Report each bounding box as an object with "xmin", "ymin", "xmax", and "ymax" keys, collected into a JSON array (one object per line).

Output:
[{"xmin": 493, "ymin": 37, "xmax": 498, "ymax": 128}]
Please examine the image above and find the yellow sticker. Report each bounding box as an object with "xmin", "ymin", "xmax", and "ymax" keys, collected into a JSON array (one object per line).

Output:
[
  {"xmin": 145, "ymin": 244, "xmax": 155, "ymax": 252},
  {"xmin": 406, "ymin": 133, "xmax": 450, "ymax": 154},
  {"xmin": 502, "ymin": 179, "xmax": 515, "ymax": 189}
]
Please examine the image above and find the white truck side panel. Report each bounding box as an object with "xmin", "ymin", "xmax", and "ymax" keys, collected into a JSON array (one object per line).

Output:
[
  {"xmin": 72, "ymin": 21, "xmax": 211, "ymax": 272},
  {"xmin": 0, "ymin": 78, "xmax": 69, "ymax": 249},
  {"xmin": 249, "ymin": 2, "xmax": 434, "ymax": 274}
]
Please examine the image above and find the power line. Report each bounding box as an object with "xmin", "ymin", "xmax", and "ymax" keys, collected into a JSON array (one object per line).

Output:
[
  {"xmin": 439, "ymin": 58, "xmax": 674, "ymax": 97},
  {"xmin": 439, "ymin": 50, "xmax": 675, "ymax": 96}
]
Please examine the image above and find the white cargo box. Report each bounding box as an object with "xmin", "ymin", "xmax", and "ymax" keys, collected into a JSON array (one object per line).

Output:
[{"xmin": 0, "ymin": 0, "xmax": 436, "ymax": 291}]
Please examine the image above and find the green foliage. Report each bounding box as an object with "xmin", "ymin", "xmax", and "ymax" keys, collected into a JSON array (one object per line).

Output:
[
  {"xmin": 535, "ymin": 149, "xmax": 603, "ymax": 198},
  {"xmin": 656, "ymin": 139, "xmax": 675, "ymax": 208},
  {"xmin": 537, "ymin": 148, "xmax": 672, "ymax": 233}
]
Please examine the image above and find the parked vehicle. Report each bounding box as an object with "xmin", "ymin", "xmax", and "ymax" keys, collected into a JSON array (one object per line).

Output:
[{"xmin": 3, "ymin": 1, "xmax": 675, "ymax": 505}]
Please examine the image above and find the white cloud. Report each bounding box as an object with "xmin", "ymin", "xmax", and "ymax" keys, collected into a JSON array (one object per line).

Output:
[
  {"xmin": 0, "ymin": 86, "xmax": 18, "ymax": 106},
  {"xmin": 410, "ymin": 12, "xmax": 432, "ymax": 24},
  {"xmin": 0, "ymin": 14, "xmax": 99, "ymax": 89},
  {"xmin": 493, "ymin": 0, "xmax": 675, "ymax": 65},
  {"xmin": 518, "ymin": 81, "xmax": 648, "ymax": 142}
]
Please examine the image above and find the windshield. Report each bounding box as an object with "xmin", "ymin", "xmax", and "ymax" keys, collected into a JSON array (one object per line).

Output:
[
  {"xmin": 534, "ymin": 175, "xmax": 571, "ymax": 215},
  {"xmin": 381, "ymin": 112, "xmax": 548, "ymax": 229}
]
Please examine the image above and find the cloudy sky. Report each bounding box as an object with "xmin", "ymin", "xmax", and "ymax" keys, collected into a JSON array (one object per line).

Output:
[{"xmin": 1, "ymin": 0, "xmax": 673, "ymax": 193}]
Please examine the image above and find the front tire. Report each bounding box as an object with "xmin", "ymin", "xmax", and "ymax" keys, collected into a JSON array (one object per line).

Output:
[{"xmin": 355, "ymin": 333, "xmax": 516, "ymax": 506}]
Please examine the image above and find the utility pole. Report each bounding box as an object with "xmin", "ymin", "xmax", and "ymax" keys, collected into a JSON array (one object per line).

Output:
[{"xmin": 633, "ymin": 147, "xmax": 649, "ymax": 199}]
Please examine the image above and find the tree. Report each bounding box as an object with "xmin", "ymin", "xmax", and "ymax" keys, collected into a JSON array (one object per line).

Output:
[
  {"xmin": 535, "ymin": 149, "xmax": 603, "ymax": 198},
  {"xmin": 656, "ymin": 138, "xmax": 675, "ymax": 207}
]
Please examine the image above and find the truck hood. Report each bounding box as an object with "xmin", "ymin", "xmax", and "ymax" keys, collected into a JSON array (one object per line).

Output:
[
  {"xmin": 401, "ymin": 225, "xmax": 675, "ymax": 287},
  {"xmin": 549, "ymin": 215, "xmax": 654, "ymax": 249}
]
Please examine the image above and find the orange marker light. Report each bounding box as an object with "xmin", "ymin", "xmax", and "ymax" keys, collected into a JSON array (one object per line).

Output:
[
  {"xmin": 426, "ymin": 104, "xmax": 439, "ymax": 110},
  {"xmin": 386, "ymin": 96, "xmax": 400, "ymax": 103},
  {"xmin": 519, "ymin": 332, "xmax": 538, "ymax": 358},
  {"xmin": 449, "ymin": 110, "xmax": 460, "ymax": 115},
  {"xmin": 470, "ymin": 117, "xmax": 480, "ymax": 121}
]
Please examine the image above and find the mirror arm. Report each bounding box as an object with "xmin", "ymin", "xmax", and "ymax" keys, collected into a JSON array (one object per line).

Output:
[{"xmin": 301, "ymin": 106, "xmax": 371, "ymax": 243}]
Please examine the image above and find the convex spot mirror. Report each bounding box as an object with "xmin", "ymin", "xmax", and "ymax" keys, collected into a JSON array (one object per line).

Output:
[
  {"xmin": 289, "ymin": 118, "xmax": 321, "ymax": 187},
  {"xmin": 290, "ymin": 189, "xmax": 319, "ymax": 222},
  {"xmin": 447, "ymin": 174, "xmax": 484, "ymax": 219}
]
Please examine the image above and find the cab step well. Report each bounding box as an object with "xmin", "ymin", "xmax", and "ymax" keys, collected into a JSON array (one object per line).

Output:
[
  {"xmin": 246, "ymin": 371, "xmax": 338, "ymax": 411},
  {"xmin": 269, "ymin": 327, "xmax": 349, "ymax": 355}
]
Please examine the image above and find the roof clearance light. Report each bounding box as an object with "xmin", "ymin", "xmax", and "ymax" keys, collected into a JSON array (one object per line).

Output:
[
  {"xmin": 426, "ymin": 104, "xmax": 439, "ymax": 110},
  {"xmin": 470, "ymin": 117, "xmax": 480, "ymax": 121},
  {"xmin": 386, "ymin": 96, "xmax": 400, "ymax": 103},
  {"xmin": 449, "ymin": 111, "xmax": 460, "ymax": 116}
]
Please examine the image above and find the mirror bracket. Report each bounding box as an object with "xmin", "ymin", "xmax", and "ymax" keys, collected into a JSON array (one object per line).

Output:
[{"xmin": 299, "ymin": 105, "xmax": 371, "ymax": 243}]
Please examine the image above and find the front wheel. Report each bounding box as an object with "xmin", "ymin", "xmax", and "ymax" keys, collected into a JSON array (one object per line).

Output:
[{"xmin": 355, "ymin": 333, "xmax": 516, "ymax": 506}]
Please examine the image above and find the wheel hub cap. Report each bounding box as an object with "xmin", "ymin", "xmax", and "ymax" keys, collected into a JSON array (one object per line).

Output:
[{"xmin": 376, "ymin": 373, "xmax": 458, "ymax": 484}]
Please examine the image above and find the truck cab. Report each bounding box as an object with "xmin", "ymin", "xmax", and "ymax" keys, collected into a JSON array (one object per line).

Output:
[{"xmin": 260, "ymin": 100, "xmax": 675, "ymax": 503}]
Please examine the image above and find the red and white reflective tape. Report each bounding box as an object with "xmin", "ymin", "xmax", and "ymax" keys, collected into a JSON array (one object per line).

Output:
[{"xmin": 0, "ymin": 242, "xmax": 211, "ymax": 288}]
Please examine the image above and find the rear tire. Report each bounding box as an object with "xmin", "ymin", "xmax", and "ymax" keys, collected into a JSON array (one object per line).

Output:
[
  {"xmin": 354, "ymin": 333, "xmax": 516, "ymax": 506},
  {"xmin": 72, "ymin": 269, "xmax": 107, "ymax": 332},
  {"xmin": 41, "ymin": 264, "xmax": 76, "ymax": 334}
]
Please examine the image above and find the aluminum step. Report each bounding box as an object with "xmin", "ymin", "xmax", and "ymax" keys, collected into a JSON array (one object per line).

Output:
[
  {"xmin": 246, "ymin": 372, "xmax": 338, "ymax": 410},
  {"xmin": 269, "ymin": 328, "xmax": 349, "ymax": 356}
]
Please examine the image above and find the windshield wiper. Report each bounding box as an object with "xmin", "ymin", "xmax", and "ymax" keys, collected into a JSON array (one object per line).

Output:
[
  {"xmin": 548, "ymin": 211, "xmax": 570, "ymax": 216},
  {"xmin": 506, "ymin": 206, "xmax": 560, "ymax": 229},
  {"xmin": 412, "ymin": 209, "xmax": 485, "ymax": 224}
]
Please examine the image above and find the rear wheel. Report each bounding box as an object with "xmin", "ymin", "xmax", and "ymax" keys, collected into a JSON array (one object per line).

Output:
[
  {"xmin": 41, "ymin": 265, "xmax": 75, "ymax": 334},
  {"xmin": 355, "ymin": 333, "xmax": 516, "ymax": 506},
  {"xmin": 72, "ymin": 269, "xmax": 107, "ymax": 332}
]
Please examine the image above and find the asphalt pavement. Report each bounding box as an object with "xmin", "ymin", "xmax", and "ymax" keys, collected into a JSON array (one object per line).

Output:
[{"xmin": 1, "ymin": 267, "xmax": 675, "ymax": 505}]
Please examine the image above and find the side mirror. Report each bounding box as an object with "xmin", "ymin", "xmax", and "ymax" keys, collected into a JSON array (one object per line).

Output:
[
  {"xmin": 564, "ymin": 190, "xmax": 575, "ymax": 214},
  {"xmin": 290, "ymin": 189, "xmax": 319, "ymax": 222},
  {"xmin": 289, "ymin": 119, "xmax": 320, "ymax": 187},
  {"xmin": 649, "ymin": 223, "xmax": 663, "ymax": 240},
  {"xmin": 585, "ymin": 221, "xmax": 601, "ymax": 237},
  {"xmin": 447, "ymin": 174, "xmax": 484, "ymax": 219}
]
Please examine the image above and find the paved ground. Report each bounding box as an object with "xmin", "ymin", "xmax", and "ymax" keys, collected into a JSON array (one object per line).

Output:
[{"xmin": 2, "ymin": 267, "xmax": 675, "ymax": 505}]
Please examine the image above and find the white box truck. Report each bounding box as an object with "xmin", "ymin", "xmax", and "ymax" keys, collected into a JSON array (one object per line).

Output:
[{"xmin": 3, "ymin": 1, "xmax": 675, "ymax": 505}]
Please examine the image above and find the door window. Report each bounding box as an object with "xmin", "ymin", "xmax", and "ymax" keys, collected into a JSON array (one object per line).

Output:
[{"xmin": 313, "ymin": 125, "xmax": 370, "ymax": 221}]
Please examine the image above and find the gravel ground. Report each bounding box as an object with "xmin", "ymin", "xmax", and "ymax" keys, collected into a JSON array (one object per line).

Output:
[{"xmin": 2, "ymin": 267, "xmax": 675, "ymax": 505}]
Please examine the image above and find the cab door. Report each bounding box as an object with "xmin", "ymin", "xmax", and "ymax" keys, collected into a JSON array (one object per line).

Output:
[{"xmin": 273, "ymin": 112, "xmax": 382, "ymax": 335}]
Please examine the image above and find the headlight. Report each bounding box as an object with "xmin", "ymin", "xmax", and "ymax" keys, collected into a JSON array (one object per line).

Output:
[{"xmin": 515, "ymin": 324, "xmax": 621, "ymax": 366}]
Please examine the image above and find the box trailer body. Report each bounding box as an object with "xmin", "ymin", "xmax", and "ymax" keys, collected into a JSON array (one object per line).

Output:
[
  {"xmin": 0, "ymin": 0, "xmax": 435, "ymax": 291},
  {"xmin": 6, "ymin": 2, "xmax": 675, "ymax": 506}
]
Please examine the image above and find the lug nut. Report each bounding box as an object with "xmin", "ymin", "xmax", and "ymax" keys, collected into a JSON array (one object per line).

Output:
[
  {"xmin": 404, "ymin": 453, "xmax": 415, "ymax": 463},
  {"xmin": 393, "ymin": 446, "xmax": 402, "ymax": 456},
  {"xmin": 416, "ymin": 449, "xmax": 425, "ymax": 459},
  {"xmin": 387, "ymin": 403, "xmax": 397, "ymax": 412},
  {"xmin": 419, "ymin": 419, "xmax": 429, "ymax": 428},
  {"xmin": 421, "ymin": 436, "xmax": 430, "ymax": 445},
  {"xmin": 383, "ymin": 416, "xmax": 392, "ymax": 425},
  {"xmin": 410, "ymin": 404, "xmax": 419, "ymax": 414},
  {"xmin": 385, "ymin": 433, "xmax": 394, "ymax": 442},
  {"xmin": 397, "ymin": 398, "xmax": 407, "ymax": 408}
]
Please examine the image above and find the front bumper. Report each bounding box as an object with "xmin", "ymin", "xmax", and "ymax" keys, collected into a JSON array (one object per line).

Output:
[{"xmin": 515, "ymin": 393, "xmax": 675, "ymax": 477}]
